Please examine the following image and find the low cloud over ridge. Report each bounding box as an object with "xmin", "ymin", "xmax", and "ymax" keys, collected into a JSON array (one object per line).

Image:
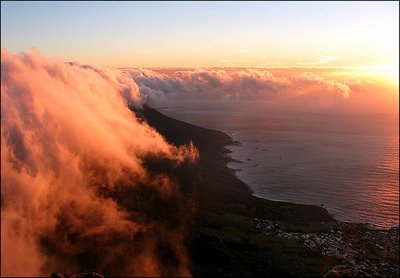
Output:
[
  {"xmin": 128, "ymin": 68, "xmax": 351, "ymax": 110},
  {"xmin": 1, "ymin": 49, "xmax": 198, "ymax": 277}
]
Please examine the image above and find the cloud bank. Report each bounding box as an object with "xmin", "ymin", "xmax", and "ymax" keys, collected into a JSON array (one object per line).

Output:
[
  {"xmin": 1, "ymin": 49, "xmax": 198, "ymax": 277},
  {"xmin": 128, "ymin": 68, "xmax": 352, "ymax": 111},
  {"xmin": 129, "ymin": 67, "xmax": 400, "ymax": 117}
]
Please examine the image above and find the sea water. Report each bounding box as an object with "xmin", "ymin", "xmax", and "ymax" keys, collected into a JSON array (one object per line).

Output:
[{"xmin": 159, "ymin": 106, "xmax": 399, "ymax": 229}]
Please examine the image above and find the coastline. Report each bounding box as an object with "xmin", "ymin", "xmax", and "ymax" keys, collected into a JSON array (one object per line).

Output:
[
  {"xmin": 158, "ymin": 107, "xmax": 399, "ymax": 230},
  {"xmin": 139, "ymin": 106, "xmax": 399, "ymax": 277}
]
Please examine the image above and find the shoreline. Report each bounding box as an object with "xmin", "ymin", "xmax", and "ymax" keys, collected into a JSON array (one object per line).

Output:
[
  {"xmin": 157, "ymin": 106, "xmax": 399, "ymax": 230},
  {"xmin": 153, "ymin": 106, "xmax": 334, "ymax": 220},
  {"xmin": 224, "ymin": 129, "xmax": 398, "ymax": 231},
  {"xmin": 140, "ymin": 106, "xmax": 399, "ymax": 277},
  {"xmin": 225, "ymin": 137, "xmax": 399, "ymax": 231}
]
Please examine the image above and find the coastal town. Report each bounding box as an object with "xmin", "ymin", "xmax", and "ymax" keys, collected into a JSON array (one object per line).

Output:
[{"xmin": 254, "ymin": 218, "xmax": 399, "ymax": 277}]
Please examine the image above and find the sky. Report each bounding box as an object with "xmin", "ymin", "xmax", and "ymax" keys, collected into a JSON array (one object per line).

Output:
[{"xmin": 1, "ymin": 1, "xmax": 399, "ymax": 71}]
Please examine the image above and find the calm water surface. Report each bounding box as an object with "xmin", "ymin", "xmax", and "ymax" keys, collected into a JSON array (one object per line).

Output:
[{"xmin": 160, "ymin": 107, "xmax": 399, "ymax": 229}]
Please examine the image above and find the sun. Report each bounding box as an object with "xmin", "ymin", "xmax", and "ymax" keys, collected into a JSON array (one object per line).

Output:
[
  {"xmin": 327, "ymin": 61, "xmax": 400, "ymax": 87},
  {"xmin": 381, "ymin": 62, "xmax": 399, "ymax": 85},
  {"xmin": 351, "ymin": 62, "xmax": 400, "ymax": 85}
]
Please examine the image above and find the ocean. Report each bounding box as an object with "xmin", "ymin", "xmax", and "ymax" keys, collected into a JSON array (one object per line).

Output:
[{"xmin": 159, "ymin": 106, "xmax": 399, "ymax": 229}]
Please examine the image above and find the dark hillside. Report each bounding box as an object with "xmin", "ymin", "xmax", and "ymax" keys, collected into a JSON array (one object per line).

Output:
[{"xmin": 136, "ymin": 106, "xmax": 337, "ymax": 277}]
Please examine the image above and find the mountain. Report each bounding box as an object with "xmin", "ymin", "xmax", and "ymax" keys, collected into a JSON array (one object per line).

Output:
[
  {"xmin": 50, "ymin": 107, "xmax": 399, "ymax": 277},
  {"xmin": 137, "ymin": 106, "xmax": 339, "ymax": 277}
]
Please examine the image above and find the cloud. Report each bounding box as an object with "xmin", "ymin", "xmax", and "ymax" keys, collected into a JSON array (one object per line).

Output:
[
  {"xmin": 127, "ymin": 68, "xmax": 351, "ymax": 110},
  {"xmin": 140, "ymin": 86, "xmax": 169, "ymax": 108},
  {"xmin": 316, "ymin": 55, "xmax": 341, "ymax": 64},
  {"xmin": 296, "ymin": 55, "xmax": 341, "ymax": 66},
  {"xmin": 1, "ymin": 49, "xmax": 198, "ymax": 277}
]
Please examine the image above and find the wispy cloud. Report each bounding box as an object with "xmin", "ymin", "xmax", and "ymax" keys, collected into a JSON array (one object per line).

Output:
[
  {"xmin": 1, "ymin": 49, "xmax": 197, "ymax": 277},
  {"xmin": 296, "ymin": 55, "xmax": 342, "ymax": 66}
]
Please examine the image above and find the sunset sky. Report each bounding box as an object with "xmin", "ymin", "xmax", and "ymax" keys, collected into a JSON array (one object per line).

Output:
[
  {"xmin": 1, "ymin": 2, "xmax": 399, "ymax": 276},
  {"xmin": 1, "ymin": 1, "xmax": 398, "ymax": 72}
]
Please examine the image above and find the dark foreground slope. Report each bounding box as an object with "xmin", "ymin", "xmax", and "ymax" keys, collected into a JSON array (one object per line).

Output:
[
  {"xmin": 138, "ymin": 107, "xmax": 332, "ymax": 222},
  {"xmin": 138, "ymin": 107, "xmax": 340, "ymax": 277},
  {"xmin": 51, "ymin": 107, "xmax": 398, "ymax": 277},
  {"xmin": 139, "ymin": 107, "xmax": 399, "ymax": 278}
]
